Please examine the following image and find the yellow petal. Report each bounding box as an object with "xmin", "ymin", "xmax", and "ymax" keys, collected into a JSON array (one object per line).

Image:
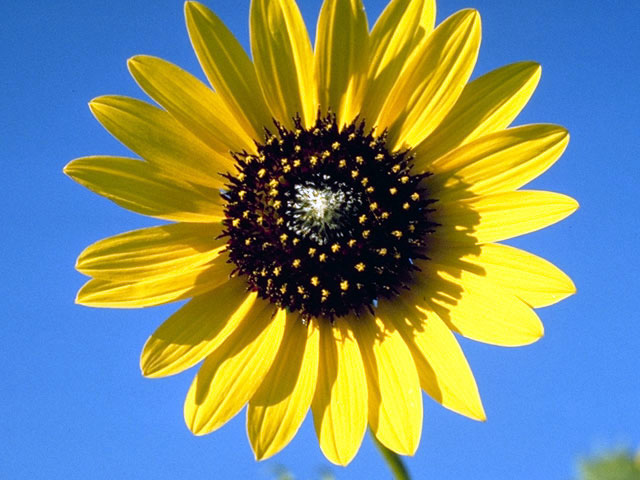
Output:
[
  {"xmin": 185, "ymin": 1, "xmax": 272, "ymax": 139},
  {"xmin": 248, "ymin": 316, "xmax": 320, "ymax": 460},
  {"xmin": 314, "ymin": 0, "xmax": 368, "ymax": 125},
  {"xmin": 416, "ymin": 0, "xmax": 436, "ymax": 37},
  {"xmin": 312, "ymin": 319, "xmax": 367, "ymax": 466},
  {"xmin": 140, "ymin": 278, "xmax": 256, "ymax": 378},
  {"xmin": 413, "ymin": 61, "xmax": 542, "ymax": 165},
  {"xmin": 352, "ymin": 314, "xmax": 422, "ymax": 455},
  {"xmin": 76, "ymin": 254, "xmax": 233, "ymax": 308},
  {"xmin": 89, "ymin": 96, "xmax": 228, "ymax": 188},
  {"xmin": 128, "ymin": 55, "xmax": 254, "ymax": 154},
  {"xmin": 360, "ymin": 0, "xmax": 434, "ymax": 125},
  {"xmin": 383, "ymin": 297, "xmax": 485, "ymax": 420},
  {"xmin": 423, "ymin": 124, "xmax": 570, "ymax": 200},
  {"xmin": 64, "ymin": 156, "xmax": 225, "ymax": 223},
  {"xmin": 185, "ymin": 304, "xmax": 286, "ymax": 435},
  {"xmin": 76, "ymin": 222, "xmax": 225, "ymax": 281},
  {"xmin": 432, "ymin": 244, "xmax": 576, "ymax": 308},
  {"xmin": 250, "ymin": 0, "xmax": 316, "ymax": 128},
  {"xmin": 432, "ymin": 190, "xmax": 579, "ymax": 244},
  {"xmin": 378, "ymin": 9, "xmax": 481, "ymax": 150},
  {"xmin": 413, "ymin": 261, "xmax": 544, "ymax": 346}
]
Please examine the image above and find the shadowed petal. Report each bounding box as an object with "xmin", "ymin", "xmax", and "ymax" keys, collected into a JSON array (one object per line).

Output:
[
  {"xmin": 314, "ymin": 0, "xmax": 368, "ymax": 125},
  {"xmin": 383, "ymin": 297, "xmax": 485, "ymax": 420},
  {"xmin": 184, "ymin": 304, "xmax": 286, "ymax": 435},
  {"xmin": 414, "ymin": 61, "xmax": 542, "ymax": 164},
  {"xmin": 377, "ymin": 9, "xmax": 481, "ymax": 150},
  {"xmin": 128, "ymin": 55, "xmax": 254, "ymax": 154},
  {"xmin": 76, "ymin": 253, "xmax": 233, "ymax": 308},
  {"xmin": 422, "ymin": 124, "xmax": 569, "ymax": 199},
  {"xmin": 251, "ymin": 0, "xmax": 316, "ymax": 128},
  {"xmin": 248, "ymin": 316, "xmax": 320, "ymax": 460},
  {"xmin": 141, "ymin": 278, "xmax": 257, "ymax": 378},
  {"xmin": 432, "ymin": 190, "xmax": 579, "ymax": 244},
  {"xmin": 89, "ymin": 95, "xmax": 229, "ymax": 188},
  {"xmin": 431, "ymin": 244, "xmax": 576, "ymax": 308},
  {"xmin": 413, "ymin": 260, "xmax": 545, "ymax": 346},
  {"xmin": 76, "ymin": 222, "xmax": 225, "ymax": 281},
  {"xmin": 64, "ymin": 156, "xmax": 225, "ymax": 223},
  {"xmin": 185, "ymin": 1, "xmax": 273, "ymax": 139},
  {"xmin": 360, "ymin": 0, "xmax": 435, "ymax": 125},
  {"xmin": 312, "ymin": 319, "xmax": 367, "ymax": 466},
  {"xmin": 352, "ymin": 314, "xmax": 422, "ymax": 455}
]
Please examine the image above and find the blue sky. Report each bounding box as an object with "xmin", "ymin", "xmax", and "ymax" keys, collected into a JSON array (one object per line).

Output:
[{"xmin": 2, "ymin": 0, "xmax": 639, "ymax": 478}]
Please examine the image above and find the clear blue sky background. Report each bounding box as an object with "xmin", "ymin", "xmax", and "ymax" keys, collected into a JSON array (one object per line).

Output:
[{"xmin": 2, "ymin": 0, "xmax": 639, "ymax": 478}]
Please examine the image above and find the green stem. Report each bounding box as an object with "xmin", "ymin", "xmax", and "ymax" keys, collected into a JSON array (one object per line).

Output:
[{"xmin": 371, "ymin": 432, "xmax": 411, "ymax": 480}]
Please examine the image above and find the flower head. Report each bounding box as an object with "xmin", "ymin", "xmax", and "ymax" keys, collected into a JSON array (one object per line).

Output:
[{"xmin": 65, "ymin": 0, "xmax": 577, "ymax": 466}]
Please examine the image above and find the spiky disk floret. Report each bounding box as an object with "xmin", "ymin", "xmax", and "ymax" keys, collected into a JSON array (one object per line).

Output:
[{"xmin": 222, "ymin": 115, "xmax": 437, "ymax": 321}]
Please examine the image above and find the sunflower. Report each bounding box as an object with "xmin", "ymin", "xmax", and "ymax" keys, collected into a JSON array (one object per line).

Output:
[{"xmin": 65, "ymin": 0, "xmax": 577, "ymax": 466}]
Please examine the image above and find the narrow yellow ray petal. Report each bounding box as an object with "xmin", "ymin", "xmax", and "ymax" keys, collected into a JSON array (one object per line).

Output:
[
  {"xmin": 185, "ymin": 1, "xmax": 273, "ymax": 139},
  {"xmin": 382, "ymin": 298, "xmax": 485, "ymax": 420},
  {"xmin": 414, "ymin": 62, "xmax": 542, "ymax": 165},
  {"xmin": 431, "ymin": 244, "xmax": 576, "ymax": 308},
  {"xmin": 89, "ymin": 95, "xmax": 228, "ymax": 188},
  {"xmin": 423, "ymin": 124, "xmax": 569, "ymax": 200},
  {"xmin": 128, "ymin": 55, "xmax": 254, "ymax": 154},
  {"xmin": 314, "ymin": 0, "xmax": 368, "ymax": 125},
  {"xmin": 352, "ymin": 315, "xmax": 422, "ymax": 455},
  {"xmin": 250, "ymin": 0, "xmax": 316, "ymax": 128},
  {"xmin": 416, "ymin": 0, "xmax": 436, "ymax": 38},
  {"xmin": 312, "ymin": 319, "xmax": 367, "ymax": 466},
  {"xmin": 64, "ymin": 156, "xmax": 225, "ymax": 223},
  {"xmin": 184, "ymin": 305, "xmax": 286, "ymax": 435},
  {"xmin": 413, "ymin": 261, "xmax": 544, "ymax": 346},
  {"xmin": 360, "ymin": 0, "xmax": 427, "ymax": 126},
  {"xmin": 378, "ymin": 9, "xmax": 481, "ymax": 150},
  {"xmin": 248, "ymin": 317, "xmax": 320, "ymax": 460},
  {"xmin": 76, "ymin": 223, "xmax": 225, "ymax": 281},
  {"xmin": 76, "ymin": 255, "xmax": 233, "ymax": 308},
  {"xmin": 141, "ymin": 279, "xmax": 257, "ymax": 378},
  {"xmin": 432, "ymin": 190, "xmax": 579, "ymax": 244}
]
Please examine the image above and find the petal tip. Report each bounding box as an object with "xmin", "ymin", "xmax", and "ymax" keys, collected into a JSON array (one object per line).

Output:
[
  {"xmin": 126, "ymin": 56, "xmax": 143, "ymax": 71},
  {"xmin": 560, "ymin": 272, "xmax": 578, "ymax": 297},
  {"xmin": 184, "ymin": 408, "xmax": 205, "ymax": 436},
  {"xmin": 88, "ymin": 95, "xmax": 106, "ymax": 106},
  {"xmin": 74, "ymin": 289, "xmax": 88, "ymax": 306},
  {"xmin": 251, "ymin": 449, "xmax": 264, "ymax": 462},
  {"xmin": 520, "ymin": 60, "xmax": 542, "ymax": 76},
  {"xmin": 250, "ymin": 444, "xmax": 274, "ymax": 462},
  {"xmin": 571, "ymin": 197, "xmax": 580, "ymax": 211},
  {"xmin": 139, "ymin": 349, "xmax": 157, "ymax": 378},
  {"xmin": 88, "ymin": 96, "xmax": 111, "ymax": 115},
  {"xmin": 557, "ymin": 125, "xmax": 570, "ymax": 138},
  {"xmin": 62, "ymin": 160, "xmax": 75, "ymax": 177},
  {"xmin": 139, "ymin": 361, "xmax": 151, "ymax": 377},
  {"xmin": 327, "ymin": 454, "xmax": 354, "ymax": 467},
  {"xmin": 140, "ymin": 368, "xmax": 163, "ymax": 379},
  {"xmin": 460, "ymin": 8, "xmax": 481, "ymax": 26},
  {"xmin": 470, "ymin": 402, "xmax": 487, "ymax": 422},
  {"xmin": 184, "ymin": 0, "xmax": 206, "ymax": 18},
  {"xmin": 561, "ymin": 195, "xmax": 579, "ymax": 217}
]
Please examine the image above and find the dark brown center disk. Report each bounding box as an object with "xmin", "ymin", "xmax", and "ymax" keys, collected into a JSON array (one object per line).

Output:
[{"xmin": 222, "ymin": 115, "xmax": 436, "ymax": 322}]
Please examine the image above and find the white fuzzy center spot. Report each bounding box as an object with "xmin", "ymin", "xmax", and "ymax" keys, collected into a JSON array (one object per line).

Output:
[{"xmin": 287, "ymin": 183, "xmax": 356, "ymax": 244}]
